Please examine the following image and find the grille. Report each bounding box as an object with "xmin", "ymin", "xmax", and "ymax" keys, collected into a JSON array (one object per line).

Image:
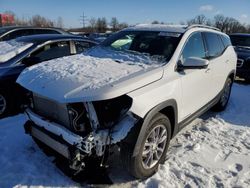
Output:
[
  {"xmin": 33, "ymin": 94, "xmax": 71, "ymax": 128},
  {"xmin": 237, "ymin": 59, "xmax": 244, "ymax": 68}
]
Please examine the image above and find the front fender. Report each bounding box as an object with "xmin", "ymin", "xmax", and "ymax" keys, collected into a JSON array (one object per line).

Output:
[{"xmin": 132, "ymin": 99, "xmax": 178, "ymax": 157}]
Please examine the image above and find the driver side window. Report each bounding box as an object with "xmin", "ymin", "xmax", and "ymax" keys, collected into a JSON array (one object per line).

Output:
[{"xmin": 180, "ymin": 32, "xmax": 206, "ymax": 63}]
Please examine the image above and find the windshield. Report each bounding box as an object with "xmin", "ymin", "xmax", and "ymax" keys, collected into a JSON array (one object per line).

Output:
[
  {"xmin": 101, "ymin": 30, "xmax": 182, "ymax": 63},
  {"xmin": 230, "ymin": 35, "xmax": 250, "ymax": 47},
  {"xmin": 0, "ymin": 40, "xmax": 33, "ymax": 63}
]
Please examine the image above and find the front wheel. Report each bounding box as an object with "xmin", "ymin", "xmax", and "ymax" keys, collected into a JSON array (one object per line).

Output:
[
  {"xmin": 212, "ymin": 77, "xmax": 233, "ymax": 111},
  {"xmin": 121, "ymin": 113, "xmax": 171, "ymax": 179}
]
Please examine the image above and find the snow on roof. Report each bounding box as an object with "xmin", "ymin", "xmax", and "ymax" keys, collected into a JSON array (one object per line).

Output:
[
  {"xmin": 125, "ymin": 24, "xmax": 187, "ymax": 33},
  {"xmin": 0, "ymin": 40, "xmax": 33, "ymax": 62}
]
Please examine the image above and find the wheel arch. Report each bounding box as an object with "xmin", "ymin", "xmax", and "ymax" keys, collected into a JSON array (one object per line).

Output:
[
  {"xmin": 132, "ymin": 99, "xmax": 178, "ymax": 157},
  {"xmin": 228, "ymin": 70, "xmax": 235, "ymax": 81}
]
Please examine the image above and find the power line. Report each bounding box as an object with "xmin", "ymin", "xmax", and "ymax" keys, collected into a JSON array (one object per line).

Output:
[{"xmin": 80, "ymin": 12, "xmax": 88, "ymax": 28}]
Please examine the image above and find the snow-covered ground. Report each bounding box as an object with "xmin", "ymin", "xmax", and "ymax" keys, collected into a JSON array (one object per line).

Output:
[{"xmin": 0, "ymin": 83, "xmax": 249, "ymax": 188}]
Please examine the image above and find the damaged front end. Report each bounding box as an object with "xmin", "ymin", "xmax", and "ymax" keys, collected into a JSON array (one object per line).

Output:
[{"xmin": 24, "ymin": 93, "xmax": 139, "ymax": 173}]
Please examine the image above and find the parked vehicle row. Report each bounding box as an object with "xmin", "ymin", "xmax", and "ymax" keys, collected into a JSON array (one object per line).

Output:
[
  {"xmin": 0, "ymin": 26, "xmax": 69, "ymax": 41},
  {"xmin": 230, "ymin": 33, "xmax": 250, "ymax": 82},
  {"xmin": 12, "ymin": 24, "xmax": 236, "ymax": 179},
  {"xmin": 0, "ymin": 34, "xmax": 98, "ymax": 117}
]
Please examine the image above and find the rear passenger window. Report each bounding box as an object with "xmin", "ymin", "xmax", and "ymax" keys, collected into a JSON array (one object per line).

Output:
[
  {"xmin": 29, "ymin": 41, "xmax": 71, "ymax": 63},
  {"xmin": 181, "ymin": 32, "xmax": 206, "ymax": 63},
  {"xmin": 204, "ymin": 32, "xmax": 224, "ymax": 58}
]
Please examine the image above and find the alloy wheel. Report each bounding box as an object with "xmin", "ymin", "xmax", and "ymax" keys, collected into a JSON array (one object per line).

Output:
[{"xmin": 141, "ymin": 124, "xmax": 167, "ymax": 169}]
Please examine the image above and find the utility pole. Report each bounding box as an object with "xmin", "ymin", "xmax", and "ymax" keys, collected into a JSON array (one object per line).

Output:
[{"xmin": 80, "ymin": 12, "xmax": 87, "ymax": 28}]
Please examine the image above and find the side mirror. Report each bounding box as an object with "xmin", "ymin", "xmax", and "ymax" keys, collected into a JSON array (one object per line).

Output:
[
  {"xmin": 178, "ymin": 57, "xmax": 209, "ymax": 71},
  {"xmin": 22, "ymin": 56, "xmax": 41, "ymax": 66}
]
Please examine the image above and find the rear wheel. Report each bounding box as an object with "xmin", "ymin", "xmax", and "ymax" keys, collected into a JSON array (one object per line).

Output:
[
  {"xmin": 212, "ymin": 77, "xmax": 232, "ymax": 111},
  {"xmin": 121, "ymin": 113, "xmax": 171, "ymax": 179}
]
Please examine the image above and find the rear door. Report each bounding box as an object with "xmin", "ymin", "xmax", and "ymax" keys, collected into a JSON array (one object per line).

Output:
[
  {"xmin": 179, "ymin": 32, "xmax": 213, "ymax": 121},
  {"xmin": 203, "ymin": 32, "xmax": 228, "ymax": 96}
]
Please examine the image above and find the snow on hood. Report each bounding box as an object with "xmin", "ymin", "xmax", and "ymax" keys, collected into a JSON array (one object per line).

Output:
[
  {"xmin": 17, "ymin": 53, "xmax": 163, "ymax": 103},
  {"xmin": 0, "ymin": 40, "xmax": 33, "ymax": 62}
]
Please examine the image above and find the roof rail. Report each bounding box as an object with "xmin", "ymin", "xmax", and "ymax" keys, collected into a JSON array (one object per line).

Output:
[{"xmin": 187, "ymin": 24, "xmax": 220, "ymax": 31}]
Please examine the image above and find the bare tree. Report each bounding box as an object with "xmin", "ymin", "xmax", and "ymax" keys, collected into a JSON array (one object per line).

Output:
[
  {"xmin": 56, "ymin": 16, "xmax": 64, "ymax": 28},
  {"xmin": 213, "ymin": 14, "xmax": 246, "ymax": 33},
  {"xmin": 187, "ymin": 14, "xmax": 210, "ymax": 25},
  {"xmin": 110, "ymin": 17, "xmax": 119, "ymax": 31},
  {"xmin": 29, "ymin": 15, "xmax": 54, "ymax": 27},
  {"xmin": 118, "ymin": 22, "xmax": 128, "ymax": 30},
  {"xmin": 89, "ymin": 17, "xmax": 96, "ymax": 32},
  {"xmin": 96, "ymin": 17, "xmax": 107, "ymax": 32}
]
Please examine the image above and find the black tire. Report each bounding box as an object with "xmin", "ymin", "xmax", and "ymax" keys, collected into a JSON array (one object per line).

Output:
[
  {"xmin": 120, "ymin": 113, "xmax": 171, "ymax": 179},
  {"xmin": 212, "ymin": 77, "xmax": 233, "ymax": 112},
  {"xmin": 0, "ymin": 89, "xmax": 14, "ymax": 118}
]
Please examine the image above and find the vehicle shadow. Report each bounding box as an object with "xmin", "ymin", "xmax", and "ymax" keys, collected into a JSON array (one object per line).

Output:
[{"xmin": 46, "ymin": 145, "xmax": 136, "ymax": 187}]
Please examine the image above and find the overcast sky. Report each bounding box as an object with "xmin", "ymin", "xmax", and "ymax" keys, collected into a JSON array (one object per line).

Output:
[{"xmin": 0, "ymin": 0, "xmax": 249, "ymax": 28}]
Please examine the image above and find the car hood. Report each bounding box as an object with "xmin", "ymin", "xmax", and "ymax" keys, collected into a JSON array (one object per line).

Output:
[{"xmin": 17, "ymin": 53, "xmax": 163, "ymax": 103}]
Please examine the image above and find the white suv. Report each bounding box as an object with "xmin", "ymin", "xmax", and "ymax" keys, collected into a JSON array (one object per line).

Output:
[{"xmin": 17, "ymin": 24, "xmax": 236, "ymax": 179}]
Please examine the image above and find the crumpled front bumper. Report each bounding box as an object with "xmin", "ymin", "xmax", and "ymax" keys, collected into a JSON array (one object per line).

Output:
[{"xmin": 24, "ymin": 108, "xmax": 137, "ymax": 158}]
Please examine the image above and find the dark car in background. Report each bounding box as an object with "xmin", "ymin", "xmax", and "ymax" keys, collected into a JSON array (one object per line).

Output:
[
  {"xmin": 0, "ymin": 26, "xmax": 69, "ymax": 41},
  {"xmin": 0, "ymin": 34, "xmax": 98, "ymax": 117},
  {"xmin": 230, "ymin": 33, "xmax": 250, "ymax": 82},
  {"xmin": 88, "ymin": 32, "xmax": 113, "ymax": 42}
]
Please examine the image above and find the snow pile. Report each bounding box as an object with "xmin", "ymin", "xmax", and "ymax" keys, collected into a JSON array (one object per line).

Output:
[
  {"xmin": 0, "ymin": 40, "xmax": 32, "ymax": 62},
  {"xmin": 0, "ymin": 84, "xmax": 249, "ymax": 187},
  {"xmin": 126, "ymin": 24, "xmax": 186, "ymax": 33},
  {"xmin": 0, "ymin": 115, "xmax": 77, "ymax": 188}
]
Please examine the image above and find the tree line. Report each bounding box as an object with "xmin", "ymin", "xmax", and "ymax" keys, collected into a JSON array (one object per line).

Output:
[
  {"xmin": 2, "ymin": 11, "xmax": 250, "ymax": 34},
  {"xmin": 152, "ymin": 14, "xmax": 250, "ymax": 34},
  {"xmin": 1, "ymin": 11, "xmax": 128, "ymax": 32}
]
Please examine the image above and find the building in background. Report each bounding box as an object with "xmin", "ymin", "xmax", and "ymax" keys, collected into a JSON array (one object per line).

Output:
[{"xmin": 0, "ymin": 14, "xmax": 15, "ymax": 27}]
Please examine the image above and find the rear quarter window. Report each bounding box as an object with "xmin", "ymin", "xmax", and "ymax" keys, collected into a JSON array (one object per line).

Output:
[
  {"xmin": 204, "ymin": 32, "xmax": 224, "ymax": 58},
  {"xmin": 220, "ymin": 35, "xmax": 232, "ymax": 48}
]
